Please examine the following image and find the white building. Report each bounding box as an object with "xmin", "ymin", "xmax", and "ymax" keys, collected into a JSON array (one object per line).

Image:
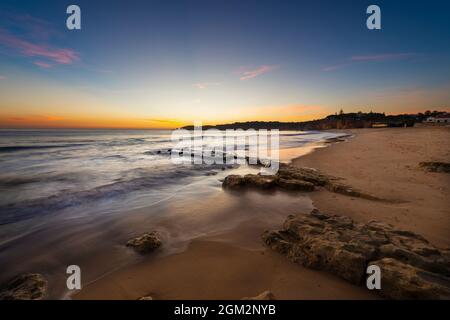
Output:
[{"xmin": 425, "ymin": 114, "xmax": 450, "ymax": 124}]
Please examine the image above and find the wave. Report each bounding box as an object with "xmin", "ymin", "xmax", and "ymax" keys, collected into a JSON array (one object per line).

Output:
[
  {"xmin": 0, "ymin": 173, "xmax": 80, "ymax": 187},
  {"xmin": 0, "ymin": 144, "xmax": 86, "ymax": 153},
  {"xmin": 0, "ymin": 163, "xmax": 230, "ymax": 226}
]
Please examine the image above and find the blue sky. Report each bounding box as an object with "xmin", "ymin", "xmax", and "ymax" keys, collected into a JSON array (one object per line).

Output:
[{"xmin": 0, "ymin": 0, "xmax": 449, "ymax": 128}]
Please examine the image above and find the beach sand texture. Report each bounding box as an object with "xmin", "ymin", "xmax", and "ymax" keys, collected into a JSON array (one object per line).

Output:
[{"xmin": 75, "ymin": 126, "xmax": 449, "ymax": 300}]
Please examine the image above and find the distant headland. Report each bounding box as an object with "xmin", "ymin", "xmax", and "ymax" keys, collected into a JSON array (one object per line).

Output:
[{"xmin": 182, "ymin": 110, "xmax": 449, "ymax": 131}]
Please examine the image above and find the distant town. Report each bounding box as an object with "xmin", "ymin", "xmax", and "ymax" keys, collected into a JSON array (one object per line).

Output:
[{"xmin": 182, "ymin": 110, "xmax": 450, "ymax": 131}]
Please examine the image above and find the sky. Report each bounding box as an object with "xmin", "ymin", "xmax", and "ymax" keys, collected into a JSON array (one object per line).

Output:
[{"xmin": 0, "ymin": 0, "xmax": 449, "ymax": 129}]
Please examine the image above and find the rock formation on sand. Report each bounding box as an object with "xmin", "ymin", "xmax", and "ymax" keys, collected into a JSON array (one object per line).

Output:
[
  {"xmin": 0, "ymin": 273, "xmax": 47, "ymax": 300},
  {"xmin": 262, "ymin": 210, "xmax": 450, "ymax": 299},
  {"xmin": 126, "ymin": 231, "xmax": 162, "ymax": 254},
  {"xmin": 242, "ymin": 290, "xmax": 276, "ymax": 300},
  {"xmin": 419, "ymin": 161, "xmax": 450, "ymax": 173},
  {"xmin": 223, "ymin": 164, "xmax": 381, "ymax": 200}
]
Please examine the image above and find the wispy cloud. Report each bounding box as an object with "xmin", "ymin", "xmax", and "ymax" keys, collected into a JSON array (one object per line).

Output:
[
  {"xmin": 350, "ymin": 53, "xmax": 419, "ymax": 62},
  {"xmin": 238, "ymin": 65, "xmax": 279, "ymax": 81},
  {"xmin": 193, "ymin": 82, "xmax": 220, "ymax": 89},
  {"xmin": 0, "ymin": 75, "xmax": 6, "ymax": 80},
  {"xmin": 33, "ymin": 61, "xmax": 52, "ymax": 68},
  {"xmin": 0, "ymin": 28, "xmax": 79, "ymax": 65},
  {"xmin": 323, "ymin": 53, "xmax": 420, "ymax": 72}
]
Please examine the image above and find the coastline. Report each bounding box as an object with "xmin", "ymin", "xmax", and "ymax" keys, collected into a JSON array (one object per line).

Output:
[
  {"xmin": 72, "ymin": 130, "xmax": 380, "ymax": 300},
  {"xmin": 36, "ymin": 126, "xmax": 450, "ymax": 299}
]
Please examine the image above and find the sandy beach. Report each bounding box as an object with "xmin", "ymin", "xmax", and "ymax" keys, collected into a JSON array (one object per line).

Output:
[
  {"xmin": 74, "ymin": 126, "xmax": 450, "ymax": 300},
  {"xmin": 293, "ymin": 126, "xmax": 450, "ymax": 248}
]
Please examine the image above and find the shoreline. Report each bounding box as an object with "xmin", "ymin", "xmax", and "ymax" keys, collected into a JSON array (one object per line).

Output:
[
  {"xmin": 75, "ymin": 126, "xmax": 449, "ymax": 300},
  {"xmin": 74, "ymin": 130, "xmax": 382, "ymax": 300},
  {"xmin": 4, "ymin": 126, "xmax": 448, "ymax": 300}
]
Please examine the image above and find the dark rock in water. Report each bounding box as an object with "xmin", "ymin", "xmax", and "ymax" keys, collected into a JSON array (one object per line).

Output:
[
  {"xmin": 242, "ymin": 290, "xmax": 276, "ymax": 300},
  {"xmin": 262, "ymin": 210, "xmax": 450, "ymax": 299},
  {"xmin": 419, "ymin": 162, "xmax": 450, "ymax": 173},
  {"xmin": 126, "ymin": 231, "xmax": 162, "ymax": 254},
  {"xmin": 222, "ymin": 174, "xmax": 279, "ymax": 191},
  {"xmin": 244, "ymin": 174, "xmax": 278, "ymax": 189},
  {"xmin": 223, "ymin": 175, "xmax": 247, "ymax": 189},
  {"xmin": 0, "ymin": 273, "xmax": 47, "ymax": 300}
]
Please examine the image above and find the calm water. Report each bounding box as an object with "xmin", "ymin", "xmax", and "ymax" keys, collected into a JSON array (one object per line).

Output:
[
  {"xmin": 0, "ymin": 129, "xmax": 343, "ymax": 227},
  {"xmin": 0, "ymin": 128, "xmax": 345, "ymax": 298}
]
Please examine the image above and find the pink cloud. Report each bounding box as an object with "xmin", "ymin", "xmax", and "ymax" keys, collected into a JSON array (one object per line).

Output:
[
  {"xmin": 34, "ymin": 61, "xmax": 52, "ymax": 68},
  {"xmin": 0, "ymin": 75, "xmax": 6, "ymax": 80},
  {"xmin": 238, "ymin": 65, "xmax": 279, "ymax": 81},
  {"xmin": 0, "ymin": 28, "xmax": 79, "ymax": 65},
  {"xmin": 350, "ymin": 53, "xmax": 419, "ymax": 62}
]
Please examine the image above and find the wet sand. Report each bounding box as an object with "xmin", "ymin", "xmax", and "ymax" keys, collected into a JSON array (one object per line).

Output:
[
  {"xmin": 75, "ymin": 126, "xmax": 449, "ymax": 300},
  {"xmin": 74, "ymin": 218, "xmax": 376, "ymax": 300}
]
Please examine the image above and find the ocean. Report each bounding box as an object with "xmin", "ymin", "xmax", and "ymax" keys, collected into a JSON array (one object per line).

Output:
[
  {"xmin": 0, "ymin": 128, "xmax": 345, "ymax": 297},
  {"xmin": 0, "ymin": 129, "xmax": 344, "ymax": 225}
]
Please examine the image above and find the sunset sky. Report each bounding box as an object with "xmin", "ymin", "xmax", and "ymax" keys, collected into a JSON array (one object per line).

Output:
[{"xmin": 0, "ymin": 0, "xmax": 449, "ymax": 129}]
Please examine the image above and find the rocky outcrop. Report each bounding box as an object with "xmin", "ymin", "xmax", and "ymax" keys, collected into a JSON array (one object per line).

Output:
[
  {"xmin": 369, "ymin": 258, "xmax": 450, "ymax": 299},
  {"xmin": 126, "ymin": 231, "xmax": 162, "ymax": 254},
  {"xmin": 223, "ymin": 164, "xmax": 380, "ymax": 200},
  {"xmin": 242, "ymin": 290, "xmax": 276, "ymax": 300},
  {"xmin": 0, "ymin": 273, "xmax": 47, "ymax": 300},
  {"xmin": 223, "ymin": 173, "xmax": 314, "ymax": 192},
  {"xmin": 419, "ymin": 162, "xmax": 450, "ymax": 173},
  {"xmin": 262, "ymin": 210, "xmax": 450, "ymax": 299}
]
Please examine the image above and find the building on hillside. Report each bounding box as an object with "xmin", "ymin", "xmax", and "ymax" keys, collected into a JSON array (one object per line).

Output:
[{"xmin": 425, "ymin": 114, "xmax": 450, "ymax": 124}]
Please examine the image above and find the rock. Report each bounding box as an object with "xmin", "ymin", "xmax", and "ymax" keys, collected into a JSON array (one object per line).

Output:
[
  {"xmin": 262, "ymin": 210, "xmax": 450, "ymax": 299},
  {"xmin": 277, "ymin": 178, "xmax": 315, "ymax": 191},
  {"xmin": 138, "ymin": 295, "xmax": 153, "ymax": 300},
  {"xmin": 222, "ymin": 164, "xmax": 381, "ymax": 200},
  {"xmin": 370, "ymin": 258, "xmax": 450, "ymax": 299},
  {"xmin": 223, "ymin": 174, "xmax": 278, "ymax": 190},
  {"xmin": 0, "ymin": 273, "xmax": 47, "ymax": 300},
  {"xmin": 222, "ymin": 175, "xmax": 247, "ymax": 189},
  {"xmin": 419, "ymin": 162, "xmax": 450, "ymax": 173},
  {"xmin": 242, "ymin": 290, "xmax": 275, "ymax": 300},
  {"xmin": 277, "ymin": 164, "xmax": 331, "ymax": 186},
  {"xmin": 324, "ymin": 182, "xmax": 380, "ymax": 201},
  {"xmin": 244, "ymin": 174, "xmax": 278, "ymax": 189},
  {"xmin": 126, "ymin": 232, "xmax": 162, "ymax": 254}
]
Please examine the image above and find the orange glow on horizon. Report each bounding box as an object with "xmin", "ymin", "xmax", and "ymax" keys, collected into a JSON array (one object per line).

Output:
[
  {"xmin": 0, "ymin": 115, "xmax": 185, "ymax": 130},
  {"xmin": 0, "ymin": 112, "xmax": 329, "ymax": 129}
]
